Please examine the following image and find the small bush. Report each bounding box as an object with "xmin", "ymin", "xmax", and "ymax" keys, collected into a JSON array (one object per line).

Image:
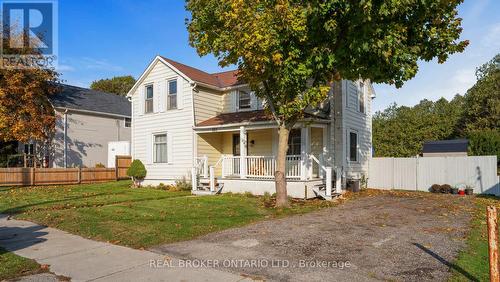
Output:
[
  {"xmin": 430, "ymin": 184, "xmax": 441, "ymax": 193},
  {"xmin": 127, "ymin": 160, "xmax": 147, "ymax": 179},
  {"xmin": 95, "ymin": 163, "xmax": 105, "ymax": 168},
  {"xmin": 441, "ymin": 184, "xmax": 452, "ymax": 194},
  {"xmin": 244, "ymin": 191, "xmax": 255, "ymax": 198},
  {"xmin": 174, "ymin": 177, "xmax": 192, "ymax": 191},
  {"xmin": 127, "ymin": 160, "xmax": 147, "ymax": 187}
]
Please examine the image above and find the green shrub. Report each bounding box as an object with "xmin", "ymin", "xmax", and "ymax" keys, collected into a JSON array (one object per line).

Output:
[
  {"xmin": 95, "ymin": 163, "xmax": 105, "ymax": 168},
  {"xmin": 174, "ymin": 177, "xmax": 192, "ymax": 191},
  {"xmin": 127, "ymin": 160, "xmax": 147, "ymax": 187}
]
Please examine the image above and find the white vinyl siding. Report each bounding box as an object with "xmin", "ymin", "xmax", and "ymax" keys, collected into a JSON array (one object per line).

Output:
[
  {"xmin": 342, "ymin": 80, "xmax": 372, "ymax": 178},
  {"xmin": 131, "ymin": 60, "xmax": 193, "ymax": 183}
]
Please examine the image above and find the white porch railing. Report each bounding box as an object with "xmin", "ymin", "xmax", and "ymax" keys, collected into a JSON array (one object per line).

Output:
[
  {"xmin": 219, "ymin": 155, "xmax": 302, "ymax": 179},
  {"xmin": 194, "ymin": 155, "xmax": 208, "ymax": 178}
]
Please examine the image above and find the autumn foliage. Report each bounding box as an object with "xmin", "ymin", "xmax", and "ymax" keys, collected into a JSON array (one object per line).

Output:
[{"xmin": 0, "ymin": 29, "xmax": 59, "ymax": 143}]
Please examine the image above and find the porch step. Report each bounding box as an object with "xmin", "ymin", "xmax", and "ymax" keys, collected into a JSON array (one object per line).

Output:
[
  {"xmin": 194, "ymin": 180, "xmax": 224, "ymax": 195},
  {"xmin": 312, "ymin": 187, "xmax": 341, "ymax": 201}
]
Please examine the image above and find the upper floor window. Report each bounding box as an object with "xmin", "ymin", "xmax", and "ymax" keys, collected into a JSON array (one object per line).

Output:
[
  {"xmin": 349, "ymin": 131, "xmax": 358, "ymax": 162},
  {"xmin": 124, "ymin": 118, "xmax": 131, "ymax": 128},
  {"xmin": 238, "ymin": 90, "xmax": 251, "ymax": 110},
  {"xmin": 359, "ymin": 82, "xmax": 365, "ymax": 113},
  {"xmin": 145, "ymin": 85, "xmax": 154, "ymax": 114},
  {"xmin": 167, "ymin": 79, "xmax": 177, "ymax": 110}
]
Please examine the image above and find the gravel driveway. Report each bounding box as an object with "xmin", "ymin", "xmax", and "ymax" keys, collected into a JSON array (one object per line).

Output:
[{"xmin": 151, "ymin": 191, "xmax": 474, "ymax": 281}]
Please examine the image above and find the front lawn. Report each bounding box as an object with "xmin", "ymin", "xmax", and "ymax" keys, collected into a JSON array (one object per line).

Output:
[
  {"xmin": 0, "ymin": 181, "xmax": 336, "ymax": 248},
  {"xmin": 0, "ymin": 247, "xmax": 44, "ymax": 280}
]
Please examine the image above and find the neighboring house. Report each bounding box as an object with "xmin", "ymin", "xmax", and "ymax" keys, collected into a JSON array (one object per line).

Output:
[
  {"xmin": 422, "ymin": 139, "xmax": 468, "ymax": 157},
  {"xmin": 127, "ymin": 56, "xmax": 375, "ymax": 198},
  {"xmin": 21, "ymin": 84, "xmax": 131, "ymax": 168}
]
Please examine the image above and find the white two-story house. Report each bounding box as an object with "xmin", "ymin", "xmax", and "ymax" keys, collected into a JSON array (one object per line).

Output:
[{"xmin": 127, "ymin": 56, "xmax": 374, "ymax": 199}]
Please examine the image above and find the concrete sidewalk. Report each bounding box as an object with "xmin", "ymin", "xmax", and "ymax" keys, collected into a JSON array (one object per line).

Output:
[{"xmin": 0, "ymin": 215, "xmax": 252, "ymax": 282}]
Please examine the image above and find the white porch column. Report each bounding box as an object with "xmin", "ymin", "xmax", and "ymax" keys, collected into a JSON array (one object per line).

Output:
[
  {"xmin": 191, "ymin": 167, "xmax": 197, "ymax": 192},
  {"xmin": 240, "ymin": 126, "xmax": 247, "ymax": 179},
  {"xmin": 300, "ymin": 127, "xmax": 311, "ymax": 180},
  {"xmin": 209, "ymin": 166, "xmax": 215, "ymax": 192}
]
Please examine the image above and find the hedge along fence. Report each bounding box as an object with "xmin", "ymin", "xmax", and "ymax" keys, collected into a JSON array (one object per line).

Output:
[{"xmin": 0, "ymin": 155, "xmax": 133, "ymax": 186}]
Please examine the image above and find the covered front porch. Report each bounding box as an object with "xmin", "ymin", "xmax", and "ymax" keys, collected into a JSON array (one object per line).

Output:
[{"xmin": 191, "ymin": 119, "xmax": 341, "ymax": 199}]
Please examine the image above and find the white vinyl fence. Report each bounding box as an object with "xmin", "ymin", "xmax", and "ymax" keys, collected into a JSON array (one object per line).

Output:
[{"xmin": 368, "ymin": 156, "xmax": 499, "ymax": 195}]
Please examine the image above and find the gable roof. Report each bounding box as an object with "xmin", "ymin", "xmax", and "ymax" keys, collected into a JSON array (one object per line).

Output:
[
  {"xmin": 49, "ymin": 84, "xmax": 131, "ymax": 117},
  {"xmin": 422, "ymin": 139, "xmax": 468, "ymax": 153},
  {"xmin": 160, "ymin": 56, "xmax": 242, "ymax": 88}
]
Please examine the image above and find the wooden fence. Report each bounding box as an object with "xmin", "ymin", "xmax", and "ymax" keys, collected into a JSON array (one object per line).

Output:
[{"xmin": 0, "ymin": 155, "xmax": 133, "ymax": 187}]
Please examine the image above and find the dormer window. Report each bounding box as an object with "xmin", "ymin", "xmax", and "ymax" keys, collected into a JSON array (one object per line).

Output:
[{"xmin": 238, "ymin": 91, "xmax": 251, "ymax": 110}]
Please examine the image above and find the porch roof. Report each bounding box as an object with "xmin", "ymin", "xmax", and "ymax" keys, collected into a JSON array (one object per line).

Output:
[
  {"xmin": 197, "ymin": 110, "xmax": 273, "ymax": 127},
  {"xmin": 195, "ymin": 110, "xmax": 330, "ymax": 131}
]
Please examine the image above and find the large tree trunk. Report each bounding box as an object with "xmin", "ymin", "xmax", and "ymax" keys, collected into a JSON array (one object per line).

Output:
[{"xmin": 275, "ymin": 125, "xmax": 290, "ymax": 208}]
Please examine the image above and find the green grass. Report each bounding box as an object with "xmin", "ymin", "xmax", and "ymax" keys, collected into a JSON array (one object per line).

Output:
[
  {"xmin": 0, "ymin": 181, "xmax": 336, "ymax": 248},
  {"xmin": 0, "ymin": 247, "xmax": 43, "ymax": 280},
  {"xmin": 450, "ymin": 195, "xmax": 500, "ymax": 282}
]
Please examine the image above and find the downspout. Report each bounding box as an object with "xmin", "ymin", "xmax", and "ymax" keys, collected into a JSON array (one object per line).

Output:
[{"xmin": 63, "ymin": 108, "xmax": 68, "ymax": 168}]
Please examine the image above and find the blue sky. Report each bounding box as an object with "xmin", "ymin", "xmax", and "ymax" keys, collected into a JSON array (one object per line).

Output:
[{"xmin": 58, "ymin": 0, "xmax": 500, "ymax": 112}]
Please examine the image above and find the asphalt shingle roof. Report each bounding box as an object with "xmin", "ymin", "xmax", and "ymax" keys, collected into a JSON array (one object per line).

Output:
[
  {"xmin": 49, "ymin": 84, "xmax": 131, "ymax": 117},
  {"xmin": 422, "ymin": 139, "xmax": 468, "ymax": 153}
]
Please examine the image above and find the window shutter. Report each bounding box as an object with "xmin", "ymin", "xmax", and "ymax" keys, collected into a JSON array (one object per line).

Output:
[
  {"xmin": 176, "ymin": 77, "xmax": 183, "ymax": 109},
  {"xmin": 158, "ymin": 81, "xmax": 166, "ymax": 112},
  {"xmin": 152, "ymin": 83, "xmax": 159, "ymax": 113},
  {"xmin": 167, "ymin": 133, "xmax": 173, "ymax": 164},
  {"xmin": 139, "ymin": 86, "xmax": 145, "ymax": 116},
  {"xmin": 146, "ymin": 134, "xmax": 153, "ymax": 164},
  {"xmin": 234, "ymin": 90, "xmax": 239, "ymax": 111}
]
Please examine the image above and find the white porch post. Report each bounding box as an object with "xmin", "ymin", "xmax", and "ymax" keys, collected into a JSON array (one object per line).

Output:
[
  {"xmin": 209, "ymin": 166, "xmax": 215, "ymax": 192},
  {"xmin": 300, "ymin": 127, "xmax": 311, "ymax": 180},
  {"xmin": 326, "ymin": 167, "xmax": 332, "ymax": 197},
  {"xmin": 191, "ymin": 167, "xmax": 197, "ymax": 192},
  {"xmin": 335, "ymin": 167, "xmax": 342, "ymax": 194},
  {"xmin": 203, "ymin": 155, "xmax": 208, "ymax": 178},
  {"xmin": 240, "ymin": 126, "xmax": 247, "ymax": 179}
]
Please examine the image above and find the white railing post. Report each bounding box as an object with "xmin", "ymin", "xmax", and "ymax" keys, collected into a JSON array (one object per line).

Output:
[
  {"xmin": 319, "ymin": 154, "xmax": 325, "ymax": 179},
  {"xmin": 221, "ymin": 156, "xmax": 226, "ymax": 178},
  {"xmin": 335, "ymin": 167, "xmax": 342, "ymax": 194},
  {"xmin": 240, "ymin": 126, "xmax": 247, "ymax": 179},
  {"xmin": 300, "ymin": 127, "xmax": 311, "ymax": 180},
  {"xmin": 326, "ymin": 167, "xmax": 332, "ymax": 197},
  {"xmin": 203, "ymin": 155, "xmax": 208, "ymax": 178},
  {"xmin": 209, "ymin": 166, "xmax": 215, "ymax": 192},
  {"xmin": 191, "ymin": 167, "xmax": 197, "ymax": 192}
]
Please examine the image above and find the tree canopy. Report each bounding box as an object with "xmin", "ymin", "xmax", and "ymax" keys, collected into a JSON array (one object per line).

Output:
[
  {"xmin": 186, "ymin": 0, "xmax": 467, "ymax": 206},
  {"xmin": 373, "ymin": 53, "xmax": 499, "ymax": 160},
  {"xmin": 90, "ymin": 75, "xmax": 136, "ymax": 96}
]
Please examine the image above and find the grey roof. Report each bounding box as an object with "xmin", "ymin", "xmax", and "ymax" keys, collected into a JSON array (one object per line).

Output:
[
  {"xmin": 49, "ymin": 84, "xmax": 131, "ymax": 117},
  {"xmin": 422, "ymin": 139, "xmax": 468, "ymax": 153}
]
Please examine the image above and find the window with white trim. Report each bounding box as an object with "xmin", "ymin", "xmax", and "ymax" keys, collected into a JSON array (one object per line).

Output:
[
  {"xmin": 145, "ymin": 85, "xmax": 154, "ymax": 113},
  {"xmin": 359, "ymin": 81, "xmax": 365, "ymax": 113},
  {"xmin": 167, "ymin": 79, "xmax": 177, "ymax": 110},
  {"xmin": 153, "ymin": 133, "xmax": 168, "ymax": 163},
  {"xmin": 349, "ymin": 131, "xmax": 358, "ymax": 162},
  {"xmin": 238, "ymin": 90, "xmax": 251, "ymax": 110},
  {"xmin": 124, "ymin": 118, "xmax": 131, "ymax": 128}
]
